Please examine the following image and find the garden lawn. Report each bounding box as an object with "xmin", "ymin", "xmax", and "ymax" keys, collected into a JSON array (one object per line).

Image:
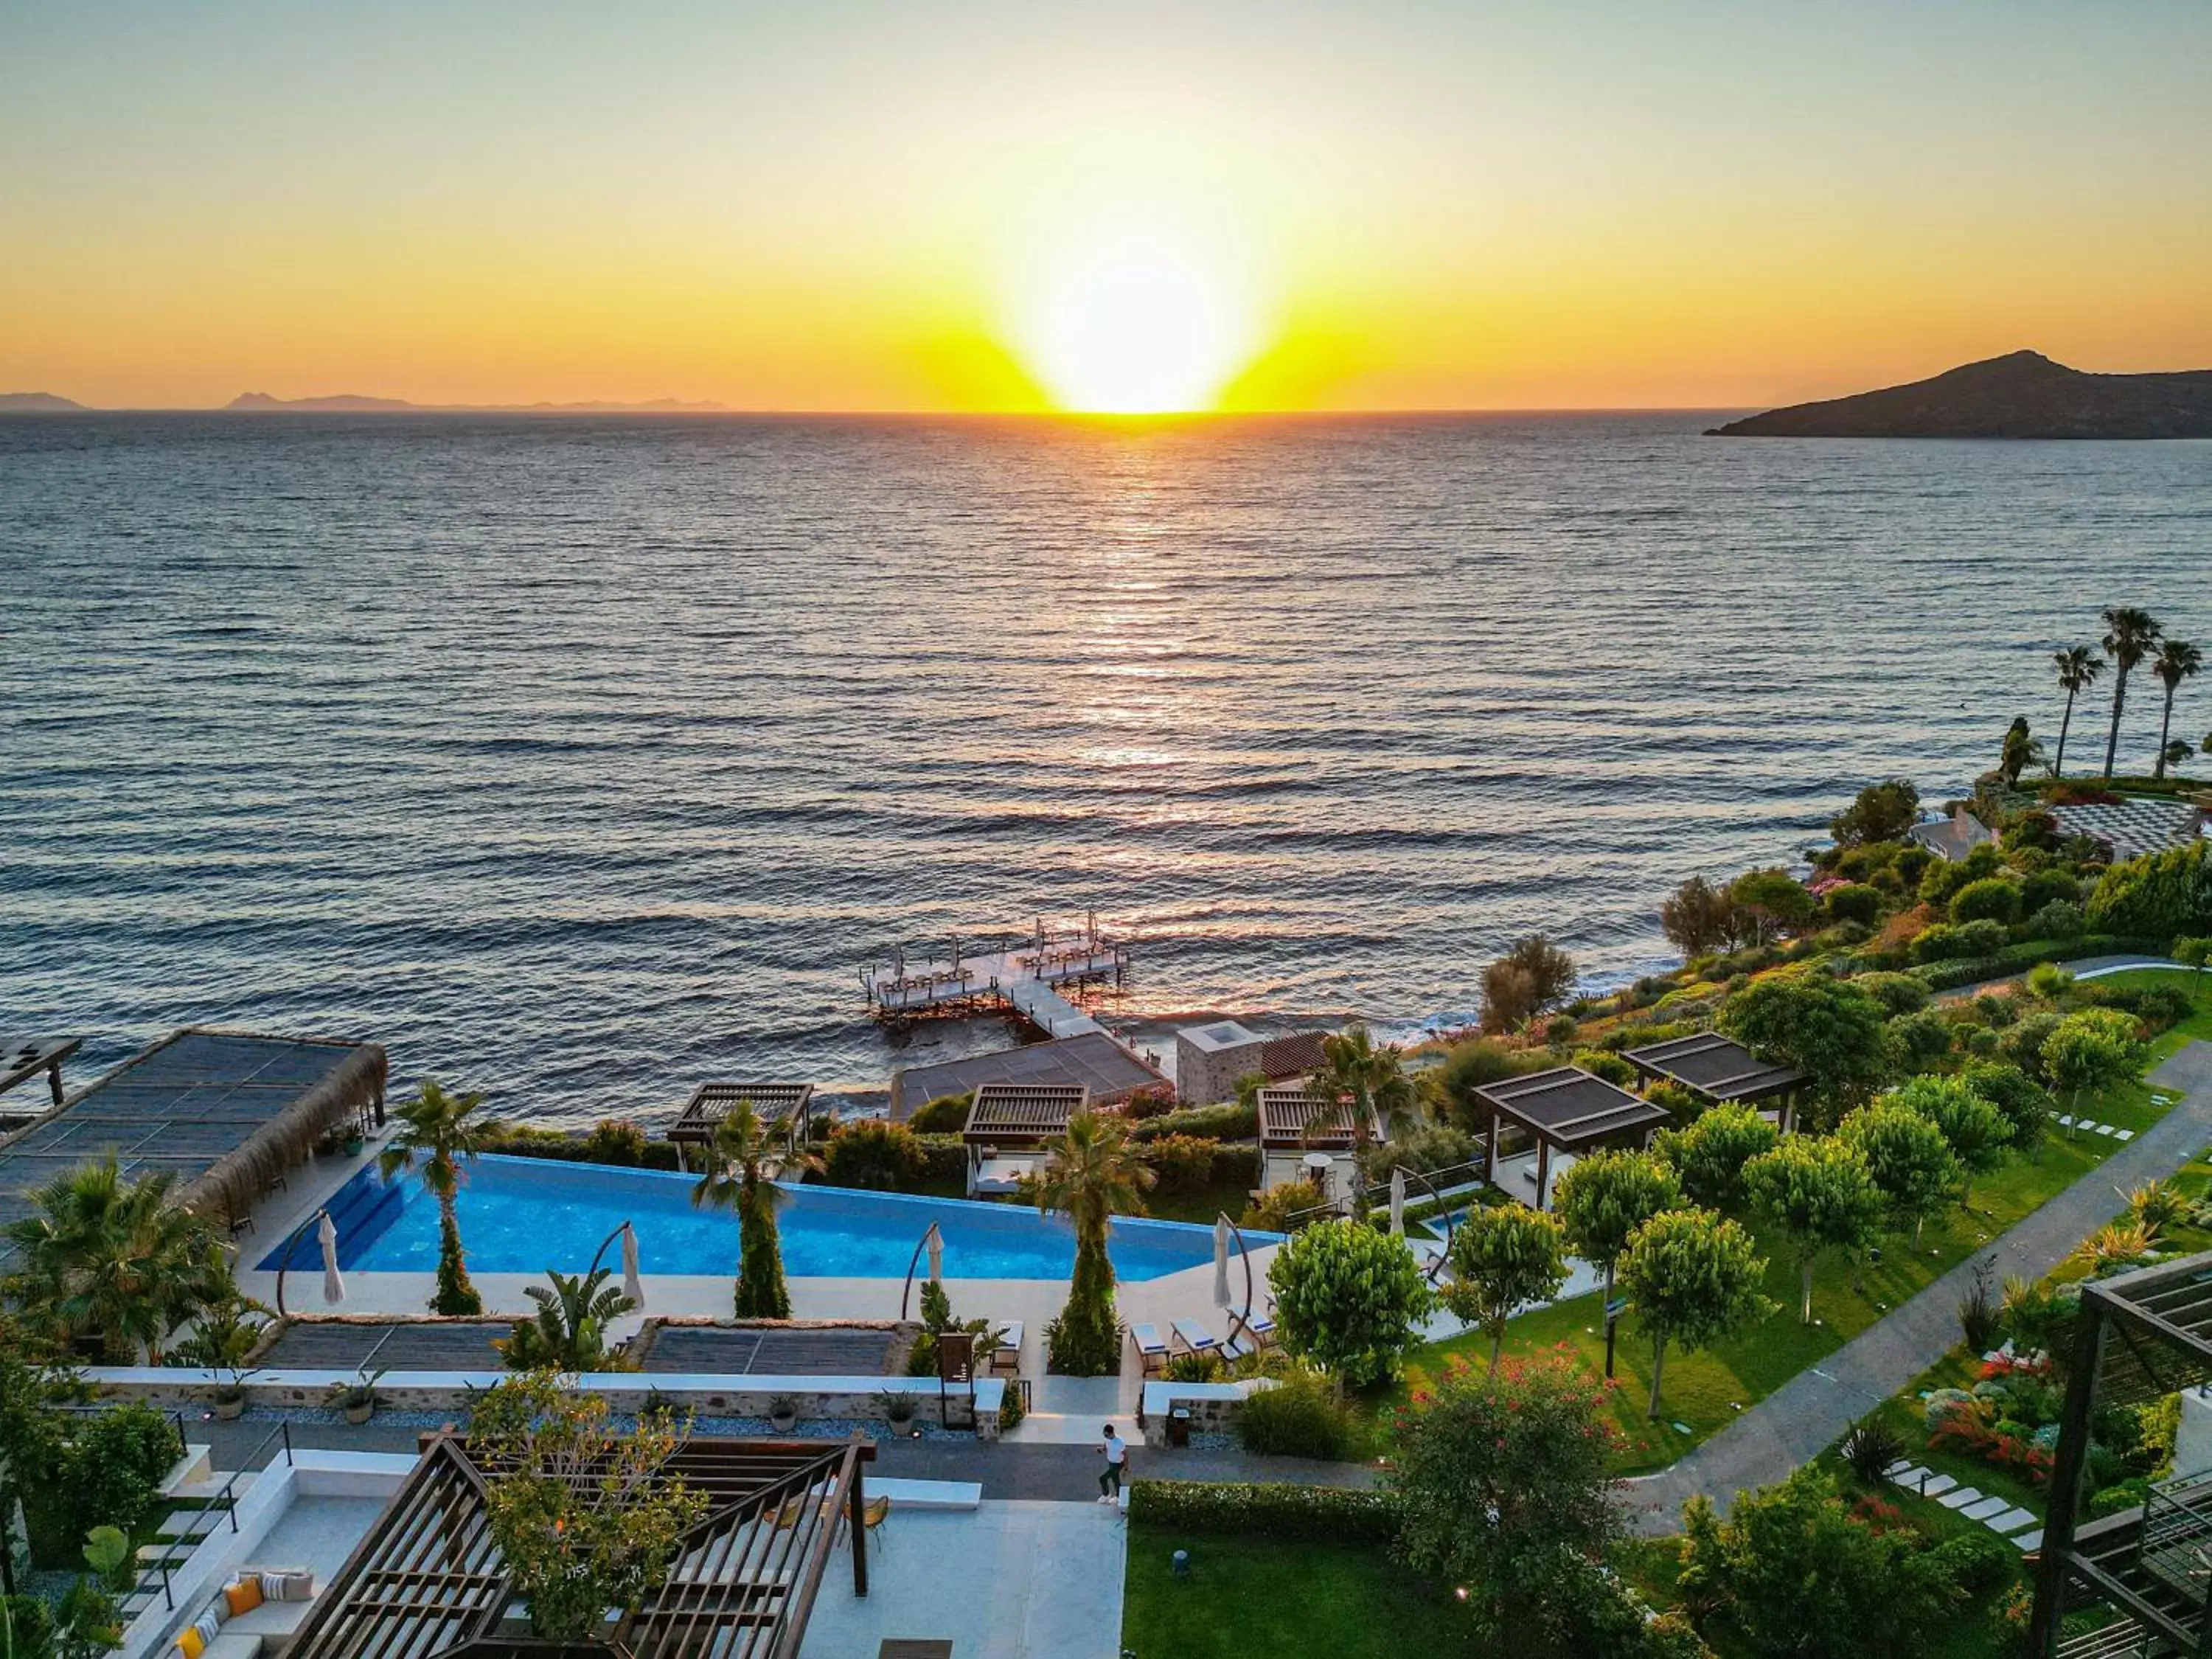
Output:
[
  {"xmin": 1121, "ymin": 1520, "xmax": 1484, "ymax": 1659},
  {"xmin": 1368, "ymin": 1072, "xmax": 2172, "ymax": 1475}
]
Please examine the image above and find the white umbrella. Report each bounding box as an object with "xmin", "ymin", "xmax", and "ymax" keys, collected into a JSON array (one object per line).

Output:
[
  {"xmin": 1389, "ymin": 1167, "xmax": 1407, "ymax": 1238},
  {"xmin": 925, "ymin": 1223, "xmax": 944, "ymax": 1285},
  {"xmin": 1213, "ymin": 1216, "xmax": 1232, "ymax": 1310},
  {"xmin": 621, "ymin": 1222, "xmax": 644, "ymax": 1309},
  {"xmin": 318, "ymin": 1210, "xmax": 346, "ymax": 1306}
]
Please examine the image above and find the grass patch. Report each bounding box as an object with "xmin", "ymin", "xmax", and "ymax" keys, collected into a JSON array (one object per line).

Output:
[
  {"xmin": 1360, "ymin": 1073, "xmax": 2172, "ymax": 1475},
  {"xmin": 1120, "ymin": 1518, "xmax": 1483, "ymax": 1659}
]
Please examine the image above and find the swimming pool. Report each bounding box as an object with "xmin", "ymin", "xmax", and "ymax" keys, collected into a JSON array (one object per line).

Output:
[{"xmin": 261, "ymin": 1155, "xmax": 1267, "ymax": 1281}]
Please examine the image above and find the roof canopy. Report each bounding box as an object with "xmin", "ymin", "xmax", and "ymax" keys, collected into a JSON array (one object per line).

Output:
[
  {"xmin": 0, "ymin": 1029, "xmax": 384, "ymax": 1250},
  {"xmin": 1256, "ymin": 1085, "xmax": 1377, "ymax": 1151},
  {"xmin": 668, "ymin": 1082, "xmax": 816, "ymax": 1145},
  {"xmin": 0, "ymin": 1035, "xmax": 83, "ymax": 1102},
  {"xmin": 286, "ymin": 1431, "xmax": 874, "ymax": 1659},
  {"xmin": 961, "ymin": 1082, "xmax": 1087, "ymax": 1147},
  {"xmin": 1474, "ymin": 1066, "xmax": 1670, "ymax": 1150},
  {"xmin": 1621, "ymin": 1032, "xmax": 1804, "ymax": 1105},
  {"xmin": 890, "ymin": 1032, "xmax": 1165, "ymax": 1119}
]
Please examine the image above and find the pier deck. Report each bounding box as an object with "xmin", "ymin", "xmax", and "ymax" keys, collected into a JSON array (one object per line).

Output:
[{"xmin": 861, "ymin": 920, "xmax": 1128, "ymax": 1034}]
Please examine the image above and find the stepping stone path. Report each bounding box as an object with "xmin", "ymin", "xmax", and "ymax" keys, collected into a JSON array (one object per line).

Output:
[
  {"xmin": 1985, "ymin": 1506, "xmax": 2039, "ymax": 1535},
  {"xmin": 2012, "ymin": 1528, "xmax": 2043, "ymax": 1552},
  {"xmin": 2057, "ymin": 1116, "xmax": 2074, "ymax": 1127},
  {"xmin": 1883, "ymin": 1459, "xmax": 1915, "ymax": 1480},
  {"xmin": 2118, "ymin": 1129, "xmax": 2136, "ymax": 1141},
  {"xmin": 1938, "ymin": 1486, "xmax": 1985, "ymax": 1509},
  {"xmin": 1961, "ymin": 1495, "xmax": 2013, "ymax": 1522}
]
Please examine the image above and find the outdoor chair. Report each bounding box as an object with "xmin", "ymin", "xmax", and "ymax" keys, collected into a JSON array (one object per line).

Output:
[
  {"xmin": 1169, "ymin": 1318, "xmax": 1220, "ymax": 1356},
  {"xmin": 1130, "ymin": 1324, "xmax": 1169, "ymax": 1376}
]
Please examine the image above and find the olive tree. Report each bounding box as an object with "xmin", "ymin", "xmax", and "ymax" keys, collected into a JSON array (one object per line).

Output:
[
  {"xmin": 1267, "ymin": 1218, "xmax": 1434, "ymax": 1389},
  {"xmin": 1441, "ymin": 1202, "xmax": 1570, "ymax": 1372},
  {"xmin": 1742, "ymin": 1136, "xmax": 1883, "ymax": 1324},
  {"xmin": 1618, "ymin": 1207, "xmax": 1771, "ymax": 1419},
  {"xmin": 1551, "ymin": 1147, "xmax": 1683, "ymax": 1302}
]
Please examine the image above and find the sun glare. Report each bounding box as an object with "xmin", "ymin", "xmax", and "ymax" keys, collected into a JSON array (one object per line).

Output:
[{"xmin": 1012, "ymin": 226, "xmax": 1263, "ymax": 414}]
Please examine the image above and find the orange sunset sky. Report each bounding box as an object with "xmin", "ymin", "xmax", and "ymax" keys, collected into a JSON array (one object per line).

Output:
[{"xmin": 3, "ymin": 1, "xmax": 2209, "ymax": 413}]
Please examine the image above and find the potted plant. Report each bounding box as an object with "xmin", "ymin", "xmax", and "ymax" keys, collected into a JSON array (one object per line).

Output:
[
  {"xmin": 344, "ymin": 1126, "xmax": 366, "ymax": 1156},
  {"xmin": 326, "ymin": 1366, "xmax": 387, "ymax": 1425},
  {"xmin": 212, "ymin": 1366, "xmax": 259, "ymax": 1421},
  {"xmin": 766, "ymin": 1394, "xmax": 800, "ymax": 1433},
  {"xmin": 877, "ymin": 1390, "xmax": 919, "ymax": 1435}
]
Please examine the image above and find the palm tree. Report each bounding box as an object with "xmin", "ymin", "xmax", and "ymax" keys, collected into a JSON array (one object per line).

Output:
[
  {"xmin": 499, "ymin": 1265, "xmax": 636, "ymax": 1371},
  {"xmin": 1034, "ymin": 1111, "xmax": 1155, "ymax": 1375},
  {"xmin": 692, "ymin": 1099, "xmax": 821, "ymax": 1319},
  {"xmin": 2051, "ymin": 647, "xmax": 2102, "ymax": 778},
  {"xmin": 2099, "ymin": 608, "xmax": 2163, "ymax": 778},
  {"xmin": 1, "ymin": 1158, "xmax": 222, "ymax": 1362},
  {"xmin": 1303, "ymin": 1024, "xmax": 1422, "ymax": 1157},
  {"xmin": 2152, "ymin": 639, "xmax": 2202, "ymax": 779},
  {"xmin": 378, "ymin": 1079, "xmax": 502, "ymax": 1316}
]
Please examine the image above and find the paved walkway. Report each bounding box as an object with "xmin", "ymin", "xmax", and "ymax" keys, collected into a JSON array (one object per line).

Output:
[
  {"xmin": 1937, "ymin": 954, "xmax": 2188, "ymax": 1001},
  {"xmin": 1621, "ymin": 1039, "xmax": 2212, "ymax": 1534}
]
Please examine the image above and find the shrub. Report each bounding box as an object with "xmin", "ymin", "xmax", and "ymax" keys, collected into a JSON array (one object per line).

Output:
[
  {"xmin": 2086, "ymin": 838, "xmax": 2212, "ymax": 938},
  {"xmin": 1831, "ymin": 779, "xmax": 1921, "ymax": 849},
  {"xmin": 22, "ymin": 1403, "xmax": 184, "ymax": 1566},
  {"xmin": 1481, "ymin": 935, "xmax": 1578, "ymax": 1032},
  {"xmin": 1886, "ymin": 1008, "xmax": 1955, "ymax": 1068},
  {"xmin": 1125, "ymin": 1479, "xmax": 1400, "ymax": 1543},
  {"xmin": 1839, "ymin": 1417, "xmax": 1907, "ymax": 1486},
  {"xmin": 1358, "ymin": 1124, "xmax": 1479, "ymax": 1187},
  {"xmin": 0, "ymin": 1596, "xmax": 54, "ymax": 1659},
  {"xmin": 905, "ymin": 1091, "xmax": 971, "ymax": 1134},
  {"xmin": 1566, "ymin": 1049, "xmax": 1634, "ymax": 1088},
  {"xmin": 2027, "ymin": 899, "xmax": 2085, "ymax": 939},
  {"xmin": 821, "ymin": 1120, "xmax": 928, "ymax": 1190},
  {"xmin": 1950, "ymin": 877, "xmax": 2023, "ymax": 927},
  {"xmin": 1233, "ymin": 1369, "xmax": 1357, "ymax": 1459},
  {"xmin": 581, "ymin": 1119, "xmax": 651, "ymax": 1165},
  {"xmin": 1163, "ymin": 1349, "xmax": 1226, "ymax": 1384},
  {"xmin": 487, "ymin": 1123, "xmax": 684, "ymax": 1172},
  {"xmin": 2002, "ymin": 1009, "xmax": 2063, "ymax": 1080},
  {"xmin": 1854, "ymin": 971, "xmax": 1930, "ymax": 1016},
  {"xmin": 1121, "ymin": 1085, "xmax": 1177, "ymax": 1119},
  {"xmin": 1957, "ymin": 1257, "xmax": 2001, "ymax": 1353},
  {"xmin": 1242, "ymin": 1178, "xmax": 1325, "ymax": 1234},
  {"xmin": 1824, "ymin": 883, "xmax": 1884, "ymax": 925},
  {"xmin": 1142, "ymin": 1133, "xmax": 1223, "ymax": 1192}
]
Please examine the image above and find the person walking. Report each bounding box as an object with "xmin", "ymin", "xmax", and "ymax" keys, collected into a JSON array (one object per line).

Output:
[{"xmin": 1096, "ymin": 1423, "xmax": 1128, "ymax": 1503}]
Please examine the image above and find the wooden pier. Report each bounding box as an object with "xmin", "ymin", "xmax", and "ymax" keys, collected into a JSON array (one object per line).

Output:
[{"xmin": 861, "ymin": 916, "xmax": 1130, "ymax": 1035}]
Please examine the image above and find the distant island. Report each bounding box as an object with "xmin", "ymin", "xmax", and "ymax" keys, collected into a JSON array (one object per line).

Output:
[
  {"xmin": 0, "ymin": 392, "xmax": 89, "ymax": 411},
  {"xmin": 226, "ymin": 392, "xmax": 730, "ymax": 414},
  {"xmin": 1709, "ymin": 349, "xmax": 2212, "ymax": 439}
]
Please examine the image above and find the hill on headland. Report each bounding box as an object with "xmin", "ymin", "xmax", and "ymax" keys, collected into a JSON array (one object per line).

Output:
[
  {"xmin": 226, "ymin": 392, "xmax": 729, "ymax": 414},
  {"xmin": 1709, "ymin": 350, "xmax": 2212, "ymax": 439},
  {"xmin": 0, "ymin": 392, "xmax": 88, "ymax": 411}
]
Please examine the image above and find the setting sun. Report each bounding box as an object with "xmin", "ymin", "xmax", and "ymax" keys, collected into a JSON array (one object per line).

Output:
[{"xmin": 1009, "ymin": 225, "xmax": 1265, "ymax": 414}]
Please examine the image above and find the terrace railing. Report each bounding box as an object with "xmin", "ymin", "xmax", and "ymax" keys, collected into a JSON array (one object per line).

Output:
[{"xmin": 135, "ymin": 1419, "xmax": 295, "ymax": 1615}]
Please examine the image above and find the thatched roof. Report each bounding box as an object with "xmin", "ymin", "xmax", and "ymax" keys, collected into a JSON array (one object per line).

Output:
[{"xmin": 0, "ymin": 1028, "xmax": 386, "ymax": 1243}]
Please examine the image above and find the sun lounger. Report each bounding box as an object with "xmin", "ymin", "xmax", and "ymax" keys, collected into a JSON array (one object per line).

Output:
[
  {"xmin": 1130, "ymin": 1324, "xmax": 1169, "ymax": 1375},
  {"xmin": 1170, "ymin": 1318, "xmax": 1220, "ymax": 1355}
]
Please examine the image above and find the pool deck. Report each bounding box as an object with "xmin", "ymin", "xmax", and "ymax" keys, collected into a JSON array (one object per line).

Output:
[{"xmin": 236, "ymin": 1130, "xmax": 1290, "ymax": 1412}]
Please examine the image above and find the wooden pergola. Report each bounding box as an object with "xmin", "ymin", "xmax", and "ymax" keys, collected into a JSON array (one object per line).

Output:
[
  {"xmin": 959, "ymin": 1082, "xmax": 1086, "ymax": 1196},
  {"xmin": 1475, "ymin": 1066, "xmax": 1672, "ymax": 1211},
  {"xmin": 0, "ymin": 1035, "xmax": 83, "ymax": 1114},
  {"xmin": 1621, "ymin": 1032, "xmax": 1806, "ymax": 1134},
  {"xmin": 1254, "ymin": 1085, "xmax": 1377, "ymax": 1153},
  {"xmin": 285, "ymin": 1430, "xmax": 877, "ymax": 1659},
  {"xmin": 667, "ymin": 1083, "xmax": 817, "ymax": 1147}
]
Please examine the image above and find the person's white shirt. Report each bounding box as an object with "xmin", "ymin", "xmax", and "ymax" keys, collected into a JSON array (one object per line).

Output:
[{"xmin": 1103, "ymin": 1430, "xmax": 1127, "ymax": 1465}]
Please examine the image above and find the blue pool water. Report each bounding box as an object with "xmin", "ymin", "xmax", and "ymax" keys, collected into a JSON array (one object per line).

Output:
[{"xmin": 261, "ymin": 1154, "xmax": 1258, "ymax": 1281}]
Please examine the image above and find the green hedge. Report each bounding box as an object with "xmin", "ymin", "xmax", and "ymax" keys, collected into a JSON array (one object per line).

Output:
[
  {"xmin": 1126, "ymin": 1479, "xmax": 1401, "ymax": 1543},
  {"xmin": 484, "ymin": 1121, "xmax": 685, "ymax": 1171},
  {"xmin": 1126, "ymin": 1102, "xmax": 1259, "ymax": 1142},
  {"xmin": 1905, "ymin": 934, "xmax": 2168, "ymax": 991}
]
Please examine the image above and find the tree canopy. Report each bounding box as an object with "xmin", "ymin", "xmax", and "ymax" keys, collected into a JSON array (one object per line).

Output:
[
  {"xmin": 1268, "ymin": 1218, "xmax": 1433, "ymax": 1388},
  {"xmin": 1441, "ymin": 1202, "xmax": 1571, "ymax": 1371},
  {"xmin": 1719, "ymin": 973, "xmax": 1893, "ymax": 1122},
  {"xmin": 1550, "ymin": 1147, "xmax": 1683, "ymax": 1300},
  {"xmin": 1742, "ymin": 1135, "xmax": 1883, "ymax": 1324},
  {"xmin": 1619, "ymin": 1207, "xmax": 1770, "ymax": 1419},
  {"xmin": 1837, "ymin": 1101, "xmax": 1961, "ymax": 1243},
  {"xmin": 1652, "ymin": 1104, "xmax": 1778, "ymax": 1211},
  {"xmin": 1829, "ymin": 779, "xmax": 1920, "ymax": 849}
]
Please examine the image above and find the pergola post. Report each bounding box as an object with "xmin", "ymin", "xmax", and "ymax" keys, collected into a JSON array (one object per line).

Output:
[
  {"xmin": 2031, "ymin": 1300, "xmax": 2110, "ymax": 1657},
  {"xmin": 848, "ymin": 1444, "xmax": 870, "ymax": 1598},
  {"xmin": 1534, "ymin": 1138, "xmax": 1553, "ymax": 1210},
  {"xmin": 1485, "ymin": 1105, "xmax": 1500, "ymax": 1187}
]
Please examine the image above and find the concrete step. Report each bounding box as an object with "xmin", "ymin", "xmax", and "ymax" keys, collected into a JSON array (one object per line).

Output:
[{"xmin": 1001, "ymin": 1411, "xmax": 1140, "ymax": 1447}]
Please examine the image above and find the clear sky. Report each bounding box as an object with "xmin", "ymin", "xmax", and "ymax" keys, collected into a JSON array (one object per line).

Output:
[{"xmin": 4, "ymin": 1, "xmax": 2209, "ymax": 411}]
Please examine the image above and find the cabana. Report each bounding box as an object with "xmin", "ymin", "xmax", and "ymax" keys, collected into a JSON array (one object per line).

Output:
[
  {"xmin": 283, "ymin": 1429, "xmax": 876, "ymax": 1659},
  {"xmin": 959, "ymin": 1082, "xmax": 1087, "ymax": 1196},
  {"xmin": 1256, "ymin": 1085, "xmax": 1379, "ymax": 1199},
  {"xmin": 0, "ymin": 1029, "xmax": 385, "ymax": 1252},
  {"xmin": 1621, "ymin": 1032, "xmax": 1807, "ymax": 1134},
  {"xmin": 667, "ymin": 1082, "xmax": 817, "ymax": 1147},
  {"xmin": 1475, "ymin": 1066, "xmax": 1671, "ymax": 1211}
]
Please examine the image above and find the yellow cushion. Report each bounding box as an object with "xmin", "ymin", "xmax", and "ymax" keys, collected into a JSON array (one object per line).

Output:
[
  {"xmin": 176, "ymin": 1630, "xmax": 206, "ymax": 1659},
  {"xmin": 225, "ymin": 1576, "xmax": 264, "ymax": 1617}
]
